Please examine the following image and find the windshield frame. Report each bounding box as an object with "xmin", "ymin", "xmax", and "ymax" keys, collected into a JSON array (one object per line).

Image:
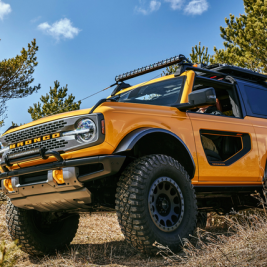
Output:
[{"xmin": 115, "ymin": 76, "xmax": 187, "ymax": 107}]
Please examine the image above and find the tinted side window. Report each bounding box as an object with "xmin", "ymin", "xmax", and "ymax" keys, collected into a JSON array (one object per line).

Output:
[{"xmin": 245, "ymin": 86, "xmax": 267, "ymax": 116}]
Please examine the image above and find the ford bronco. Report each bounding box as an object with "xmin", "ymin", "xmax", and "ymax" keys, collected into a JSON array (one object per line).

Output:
[{"xmin": 0, "ymin": 55, "xmax": 267, "ymax": 255}]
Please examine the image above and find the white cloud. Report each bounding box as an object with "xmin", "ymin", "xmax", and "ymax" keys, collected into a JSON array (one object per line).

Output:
[
  {"xmin": 135, "ymin": 7, "xmax": 148, "ymax": 15},
  {"xmin": 31, "ymin": 16, "xmax": 42, "ymax": 23},
  {"xmin": 38, "ymin": 18, "xmax": 81, "ymax": 40},
  {"xmin": 135, "ymin": 0, "xmax": 209, "ymax": 16},
  {"xmin": 0, "ymin": 0, "xmax": 11, "ymax": 20},
  {"xmin": 164, "ymin": 0, "xmax": 184, "ymax": 10},
  {"xmin": 136, "ymin": 0, "xmax": 161, "ymax": 15},
  {"xmin": 184, "ymin": 0, "xmax": 208, "ymax": 15},
  {"xmin": 150, "ymin": 0, "xmax": 161, "ymax": 12}
]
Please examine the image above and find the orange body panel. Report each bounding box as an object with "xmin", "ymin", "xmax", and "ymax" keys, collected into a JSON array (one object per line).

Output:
[
  {"xmin": 180, "ymin": 71, "xmax": 195, "ymax": 103},
  {"xmin": 5, "ymin": 103, "xmax": 198, "ymax": 181},
  {"xmin": 3, "ymin": 72, "xmax": 199, "ymax": 181},
  {"xmin": 188, "ymin": 113, "xmax": 260, "ymax": 185},
  {"xmin": 2, "ymin": 70, "xmax": 266, "ymax": 189},
  {"xmin": 246, "ymin": 116, "xmax": 267, "ymax": 179},
  {"xmin": 93, "ymin": 102, "xmax": 199, "ymax": 182}
]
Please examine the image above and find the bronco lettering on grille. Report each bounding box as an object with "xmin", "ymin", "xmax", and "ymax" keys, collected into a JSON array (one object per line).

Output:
[{"xmin": 9, "ymin": 132, "xmax": 61, "ymax": 149}]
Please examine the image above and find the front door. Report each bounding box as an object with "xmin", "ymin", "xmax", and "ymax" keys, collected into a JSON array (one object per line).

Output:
[
  {"xmin": 188, "ymin": 113, "xmax": 260, "ymax": 184},
  {"xmin": 188, "ymin": 110, "xmax": 260, "ymax": 185}
]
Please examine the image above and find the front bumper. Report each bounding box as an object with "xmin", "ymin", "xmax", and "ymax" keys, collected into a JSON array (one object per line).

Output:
[
  {"xmin": 0, "ymin": 155, "xmax": 126, "ymax": 212},
  {"xmin": 0, "ymin": 155, "xmax": 125, "ymax": 181}
]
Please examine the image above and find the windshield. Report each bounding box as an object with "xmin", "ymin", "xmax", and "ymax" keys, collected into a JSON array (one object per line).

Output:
[{"xmin": 117, "ymin": 77, "xmax": 185, "ymax": 106}]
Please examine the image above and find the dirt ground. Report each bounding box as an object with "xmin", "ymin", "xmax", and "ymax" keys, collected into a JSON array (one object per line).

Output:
[
  {"xmin": 2, "ymin": 200, "xmax": 267, "ymax": 267},
  {"xmin": 0, "ymin": 202, "xmax": 168, "ymax": 266}
]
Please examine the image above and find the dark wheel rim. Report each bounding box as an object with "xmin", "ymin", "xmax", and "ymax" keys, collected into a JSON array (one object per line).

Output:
[{"xmin": 148, "ymin": 177, "xmax": 184, "ymax": 232}]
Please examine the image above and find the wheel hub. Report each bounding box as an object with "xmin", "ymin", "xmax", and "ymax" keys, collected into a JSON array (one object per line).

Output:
[
  {"xmin": 156, "ymin": 194, "xmax": 171, "ymax": 216},
  {"xmin": 148, "ymin": 177, "xmax": 184, "ymax": 232}
]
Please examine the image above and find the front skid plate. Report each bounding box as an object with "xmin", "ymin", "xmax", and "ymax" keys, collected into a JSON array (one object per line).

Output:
[{"xmin": 11, "ymin": 187, "xmax": 92, "ymax": 212}]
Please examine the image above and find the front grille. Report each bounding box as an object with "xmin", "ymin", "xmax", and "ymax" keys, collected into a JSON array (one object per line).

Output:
[
  {"xmin": 8, "ymin": 138, "xmax": 68, "ymax": 156},
  {"xmin": 4, "ymin": 120, "xmax": 67, "ymax": 144}
]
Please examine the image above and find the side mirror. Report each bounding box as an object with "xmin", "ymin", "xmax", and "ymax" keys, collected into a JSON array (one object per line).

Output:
[
  {"xmin": 188, "ymin": 87, "xmax": 216, "ymax": 106},
  {"xmin": 174, "ymin": 87, "xmax": 216, "ymax": 111}
]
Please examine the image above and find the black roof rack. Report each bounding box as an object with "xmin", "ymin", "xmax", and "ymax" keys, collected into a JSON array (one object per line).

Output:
[
  {"xmin": 174, "ymin": 63, "xmax": 267, "ymax": 83},
  {"xmin": 115, "ymin": 54, "xmax": 267, "ymax": 86},
  {"xmin": 208, "ymin": 65, "xmax": 267, "ymax": 82},
  {"xmin": 174, "ymin": 64, "xmax": 228, "ymax": 78}
]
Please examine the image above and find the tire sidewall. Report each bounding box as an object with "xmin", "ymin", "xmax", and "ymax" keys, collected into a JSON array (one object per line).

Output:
[
  {"xmin": 142, "ymin": 156, "xmax": 197, "ymax": 248},
  {"xmin": 6, "ymin": 200, "xmax": 80, "ymax": 255},
  {"xmin": 27, "ymin": 212, "xmax": 79, "ymax": 250}
]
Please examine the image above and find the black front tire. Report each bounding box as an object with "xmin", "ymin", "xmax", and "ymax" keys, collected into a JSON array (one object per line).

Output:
[
  {"xmin": 6, "ymin": 199, "xmax": 79, "ymax": 255},
  {"xmin": 115, "ymin": 154, "xmax": 198, "ymax": 254}
]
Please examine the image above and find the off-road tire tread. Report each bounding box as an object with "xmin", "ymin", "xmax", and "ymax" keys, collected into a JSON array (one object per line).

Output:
[
  {"xmin": 6, "ymin": 199, "xmax": 79, "ymax": 255},
  {"xmin": 115, "ymin": 154, "xmax": 197, "ymax": 254}
]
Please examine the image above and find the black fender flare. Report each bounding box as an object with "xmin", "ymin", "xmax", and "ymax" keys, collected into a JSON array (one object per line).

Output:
[{"xmin": 113, "ymin": 127, "xmax": 195, "ymax": 177}]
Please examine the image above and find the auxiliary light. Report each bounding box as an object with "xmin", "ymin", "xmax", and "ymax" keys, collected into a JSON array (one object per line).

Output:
[{"xmin": 115, "ymin": 54, "xmax": 187, "ymax": 83}]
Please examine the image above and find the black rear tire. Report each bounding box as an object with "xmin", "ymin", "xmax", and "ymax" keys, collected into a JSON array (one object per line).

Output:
[
  {"xmin": 6, "ymin": 199, "xmax": 79, "ymax": 255},
  {"xmin": 115, "ymin": 154, "xmax": 198, "ymax": 254}
]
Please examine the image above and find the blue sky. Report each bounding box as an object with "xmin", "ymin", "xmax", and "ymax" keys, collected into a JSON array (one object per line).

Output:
[{"xmin": 0, "ymin": 0, "xmax": 244, "ymax": 132}]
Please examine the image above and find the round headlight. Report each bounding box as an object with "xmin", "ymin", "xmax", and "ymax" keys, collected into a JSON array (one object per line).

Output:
[{"xmin": 76, "ymin": 119, "xmax": 96, "ymax": 143}]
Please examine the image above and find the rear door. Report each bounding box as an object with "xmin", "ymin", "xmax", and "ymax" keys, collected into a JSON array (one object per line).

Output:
[{"xmin": 238, "ymin": 81, "xmax": 267, "ymax": 180}]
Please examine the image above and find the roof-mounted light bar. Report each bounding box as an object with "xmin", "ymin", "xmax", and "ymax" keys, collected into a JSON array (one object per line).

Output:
[{"xmin": 115, "ymin": 54, "xmax": 189, "ymax": 83}]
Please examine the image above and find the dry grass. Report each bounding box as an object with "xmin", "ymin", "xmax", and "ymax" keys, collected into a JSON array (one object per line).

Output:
[
  {"xmin": 1, "ymin": 199, "xmax": 267, "ymax": 266},
  {"xmin": 0, "ymin": 202, "xmax": 165, "ymax": 266},
  {"xmin": 156, "ymin": 210, "xmax": 267, "ymax": 266}
]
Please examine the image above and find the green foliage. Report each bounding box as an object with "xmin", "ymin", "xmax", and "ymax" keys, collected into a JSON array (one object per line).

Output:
[
  {"xmin": 10, "ymin": 122, "xmax": 23, "ymax": 127},
  {"xmin": 0, "ymin": 240, "xmax": 19, "ymax": 267},
  {"xmin": 0, "ymin": 39, "xmax": 40, "ymax": 126},
  {"xmin": 213, "ymin": 0, "xmax": 267, "ymax": 72},
  {"xmin": 190, "ymin": 42, "xmax": 210, "ymax": 65},
  {"xmin": 28, "ymin": 80, "xmax": 81, "ymax": 120},
  {"xmin": 163, "ymin": 42, "xmax": 212, "ymax": 75},
  {"xmin": 0, "ymin": 101, "xmax": 7, "ymax": 127},
  {"xmin": 162, "ymin": 63, "xmax": 179, "ymax": 76},
  {"xmin": 0, "ymin": 115, "xmax": 6, "ymax": 129},
  {"xmin": 0, "ymin": 39, "xmax": 40, "ymax": 99},
  {"xmin": 164, "ymin": 0, "xmax": 267, "ymax": 75}
]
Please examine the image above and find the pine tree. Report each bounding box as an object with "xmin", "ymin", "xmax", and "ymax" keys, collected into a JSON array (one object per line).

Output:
[
  {"xmin": 0, "ymin": 39, "xmax": 40, "ymax": 100},
  {"xmin": 0, "ymin": 39, "xmax": 40, "ymax": 125},
  {"xmin": 11, "ymin": 121, "xmax": 23, "ymax": 127},
  {"xmin": 0, "ymin": 102, "xmax": 7, "ymax": 128},
  {"xmin": 163, "ymin": 42, "xmax": 212, "ymax": 75},
  {"xmin": 213, "ymin": 0, "xmax": 267, "ymax": 72},
  {"xmin": 190, "ymin": 42, "xmax": 210, "ymax": 65},
  {"xmin": 28, "ymin": 81, "xmax": 81, "ymax": 120}
]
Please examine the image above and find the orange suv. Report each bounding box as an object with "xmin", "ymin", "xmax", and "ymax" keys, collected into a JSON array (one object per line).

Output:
[{"xmin": 0, "ymin": 55, "xmax": 266, "ymax": 255}]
